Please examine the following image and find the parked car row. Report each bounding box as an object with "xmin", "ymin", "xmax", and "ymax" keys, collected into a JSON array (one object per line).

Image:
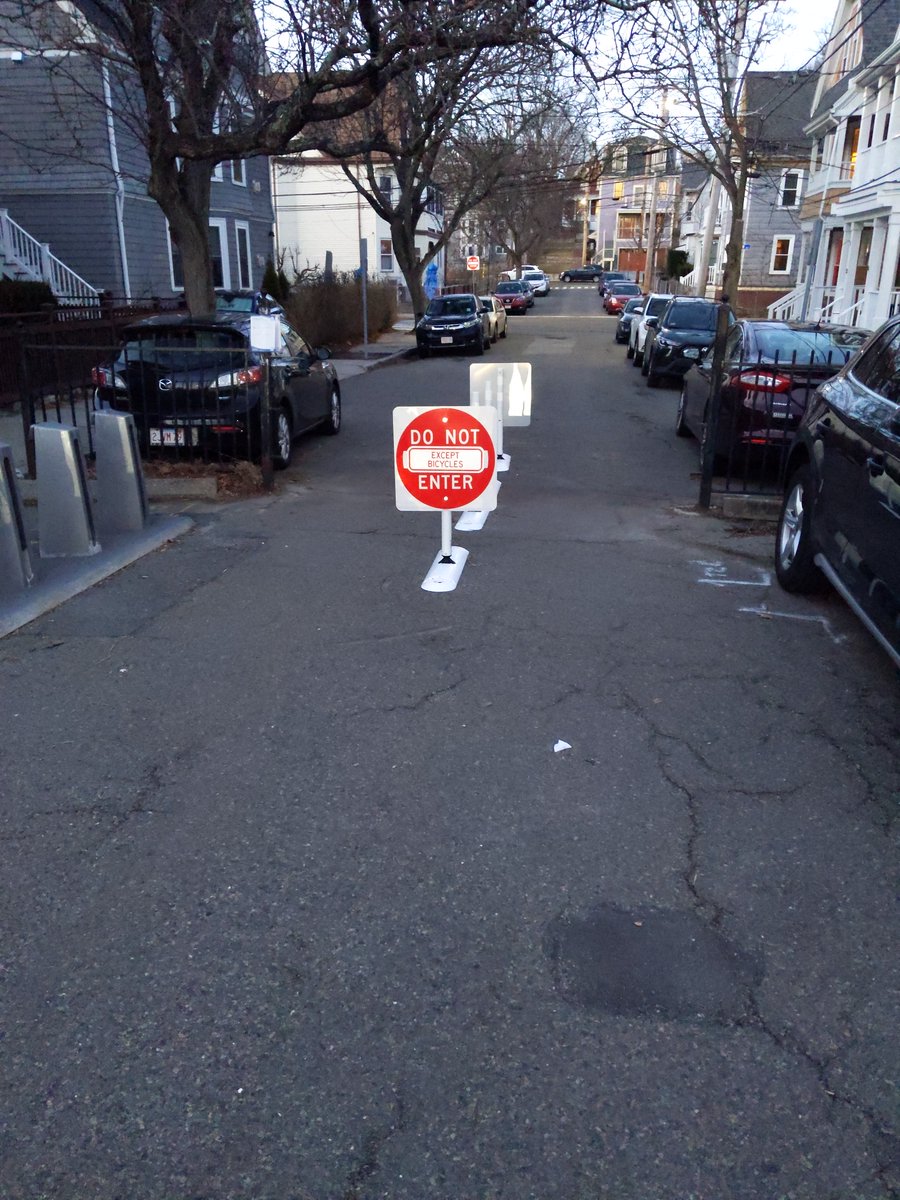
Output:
[{"xmin": 608, "ymin": 288, "xmax": 897, "ymax": 666}]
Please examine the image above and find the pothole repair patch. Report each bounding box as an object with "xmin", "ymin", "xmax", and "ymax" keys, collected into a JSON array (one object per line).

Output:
[{"xmin": 545, "ymin": 904, "xmax": 763, "ymax": 1023}]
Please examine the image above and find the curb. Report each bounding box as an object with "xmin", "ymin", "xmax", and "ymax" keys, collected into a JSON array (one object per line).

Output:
[
  {"xmin": 718, "ymin": 494, "xmax": 780, "ymax": 520},
  {"xmin": 0, "ymin": 513, "xmax": 194, "ymax": 638}
]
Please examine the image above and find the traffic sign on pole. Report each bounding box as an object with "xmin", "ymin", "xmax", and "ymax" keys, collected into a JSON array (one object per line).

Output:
[
  {"xmin": 466, "ymin": 255, "xmax": 480, "ymax": 272},
  {"xmin": 393, "ymin": 406, "xmax": 498, "ymax": 512}
]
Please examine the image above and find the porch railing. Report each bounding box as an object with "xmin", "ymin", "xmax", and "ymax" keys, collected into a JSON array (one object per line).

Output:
[{"xmin": 0, "ymin": 209, "xmax": 100, "ymax": 306}]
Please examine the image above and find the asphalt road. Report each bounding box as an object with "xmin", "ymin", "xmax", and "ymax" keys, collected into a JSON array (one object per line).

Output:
[{"xmin": 2, "ymin": 283, "xmax": 898, "ymax": 1200}]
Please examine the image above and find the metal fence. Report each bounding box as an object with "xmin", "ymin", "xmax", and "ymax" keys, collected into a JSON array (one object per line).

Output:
[{"xmin": 19, "ymin": 329, "xmax": 259, "ymax": 475}]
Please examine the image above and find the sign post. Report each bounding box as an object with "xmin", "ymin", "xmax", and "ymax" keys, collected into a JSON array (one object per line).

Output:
[{"xmin": 393, "ymin": 405, "xmax": 498, "ymax": 591}]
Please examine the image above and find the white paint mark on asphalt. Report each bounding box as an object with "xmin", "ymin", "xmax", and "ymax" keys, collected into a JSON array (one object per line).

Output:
[
  {"xmin": 692, "ymin": 559, "xmax": 772, "ymax": 587},
  {"xmin": 554, "ymin": 740, "xmax": 572, "ymax": 753},
  {"xmin": 738, "ymin": 604, "xmax": 848, "ymax": 645}
]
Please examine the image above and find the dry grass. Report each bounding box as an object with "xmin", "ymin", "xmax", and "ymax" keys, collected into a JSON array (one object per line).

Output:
[{"xmin": 283, "ymin": 277, "xmax": 397, "ymax": 350}]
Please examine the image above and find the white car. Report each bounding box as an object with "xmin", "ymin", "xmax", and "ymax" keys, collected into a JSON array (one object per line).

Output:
[
  {"xmin": 521, "ymin": 269, "xmax": 550, "ymax": 296},
  {"xmin": 628, "ymin": 293, "xmax": 674, "ymax": 367}
]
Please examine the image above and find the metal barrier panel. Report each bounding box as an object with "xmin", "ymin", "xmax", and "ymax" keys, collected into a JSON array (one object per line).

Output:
[
  {"xmin": 34, "ymin": 422, "xmax": 100, "ymax": 558},
  {"xmin": 0, "ymin": 441, "xmax": 33, "ymax": 593},
  {"xmin": 93, "ymin": 410, "xmax": 148, "ymax": 533}
]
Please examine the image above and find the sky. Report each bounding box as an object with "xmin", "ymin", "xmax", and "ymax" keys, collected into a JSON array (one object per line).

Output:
[{"xmin": 755, "ymin": 0, "xmax": 837, "ymax": 69}]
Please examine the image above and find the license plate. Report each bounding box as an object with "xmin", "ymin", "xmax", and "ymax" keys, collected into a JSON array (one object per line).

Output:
[
  {"xmin": 440, "ymin": 336, "xmax": 453, "ymax": 345},
  {"xmin": 683, "ymin": 347, "xmax": 700, "ymax": 359},
  {"xmin": 150, "ymin": 427, "xmax": 197, "ymax": 446}
]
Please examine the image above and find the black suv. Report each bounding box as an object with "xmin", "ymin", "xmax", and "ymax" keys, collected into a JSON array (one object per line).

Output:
[
  {"xmin": 643, "ymin": 297, "xmax": 721, "ymax": 387},
  {"xmin": 775, "ymin": 317, "xmax": 900, "ymax": 667}
]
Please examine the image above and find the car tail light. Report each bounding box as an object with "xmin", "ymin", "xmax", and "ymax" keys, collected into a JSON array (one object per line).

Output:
[
  {"xmin": 209, "ymin": 365, "xmax": 263, "ymax": 389},
  {"xmin": 91, "ymin": 365, "xmax": 126, "ymax": 390},
  {"xmin": 734, "ymin": 371, "xmax": 792, "ymax": 393}
]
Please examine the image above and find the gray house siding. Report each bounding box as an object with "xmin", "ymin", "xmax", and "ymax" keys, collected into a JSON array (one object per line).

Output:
[
  {"xmin": 742, "ymin": 173, "xmax": 805, "ymax": 285},
  {"xmin": 4, "ymin": 191, "xmax": 121, "ymax": 294}
]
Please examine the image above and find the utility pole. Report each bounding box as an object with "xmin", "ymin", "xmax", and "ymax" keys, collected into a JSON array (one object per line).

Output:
[
  {"xmin": 580, "ymin": 176, "xmax": 591, "ymax": 265},
  {"xmin": 643, "ymin": 90, "xmax": 668, "ymax": 295}
]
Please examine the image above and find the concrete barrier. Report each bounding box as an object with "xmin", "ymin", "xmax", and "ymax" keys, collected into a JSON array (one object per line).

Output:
[
  {"xmin": 34, "ymin": 422, "xmax": 100, "ymax": 558},
  {"xmin": 0, "ymin": 441, "xmax": 34, "ymax": 594},
  {"xmin": 94, "ymin": 410, "xmax": 148, "ymax": 533}
]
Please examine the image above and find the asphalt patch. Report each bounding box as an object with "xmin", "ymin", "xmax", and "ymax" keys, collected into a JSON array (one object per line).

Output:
[{"xmin": 545, "ymin": 903, "xmax": 763, "ymax": 1023}]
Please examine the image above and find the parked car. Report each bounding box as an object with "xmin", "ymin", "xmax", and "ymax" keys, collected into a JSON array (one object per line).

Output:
[
  {"xmin": 775, "ymin": 317, "xmax": 899, "ymax": 668},
  {"xmin": 91, "ymin": 312, "xmax": 340, "ymax": 469},
  {"xmin": 479, "ymin": 294, "xmax": 508, "ymax": 342},
  {"xmin": 559, "ymin": 265, "xmax": 603, "ymax": 282},
  {"xmin": 603, "ymin": 282, "xmax": 644, "ymax": 314},
  {"xmin": 216, "ymin": 289, "xmax": 283, "ymax": 316},
  {"xmin": 416, "ymin": 293, "xmax": 491, "ymax": 356},
  {"xmin": 522, "ymin": 269, "xmax": 550, "ymax": 296},
  {"xmin": 494, "ymin": 280, "xmax": 533, "ymax": 313},
  {"xmin": 598, "ymin": 270, "xmax": 630, "ymax": 296},
  {"xmin": 615, "ymin": 297, "xmax": 645, "ymax": 344},
  {"xmin": 675, "ymin": 319, "xmax": 869, "ymax": 461},
  {"xmin": 628, "ymin": 293, "xmax": 675, "ymax": 364},
  {"xmin": 500, "ymin": 263, "xmax": 541, "ymax": 280},
  {"xmin": 642, "ymin": 297, "xmax": 722, "ymax": 386}
]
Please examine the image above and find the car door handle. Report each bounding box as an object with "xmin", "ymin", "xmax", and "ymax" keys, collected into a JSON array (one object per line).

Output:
[
  {"xmin": 867, "ymin": 452, "xmax": 885, "ymax": 477},
  {"xmin": 815, "ymin": 417, "xmax": 833, "ymax": 436}
]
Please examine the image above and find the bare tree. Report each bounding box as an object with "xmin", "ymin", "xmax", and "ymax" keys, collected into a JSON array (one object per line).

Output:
[
  {"xmin": 0, "ymin": 0, "xmax": 574, "ymax": 314},
  {"xmin": 592, "ymin": 0, "xmax": 792, "ymax": 302}
]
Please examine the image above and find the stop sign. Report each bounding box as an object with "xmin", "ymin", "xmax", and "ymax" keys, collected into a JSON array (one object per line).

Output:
[
  {"xmin": 394, "ymin": 406, "xmax": 497, "ymax": 511},
  {"xmin": 466, "ymin": 255, "xmax": 480, "ymax": 271}
]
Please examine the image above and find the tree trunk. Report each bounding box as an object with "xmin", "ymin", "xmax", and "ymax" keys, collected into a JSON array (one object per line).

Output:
[
  {"xmin": 148, "ymin": 158, "xmax": 216, "ymax": 316},
  {"xmin": 391, "ymin": 217, "xmax": 427, "ymax": 323},
  {"xmin": 721, "ymin": 178, "xmax": 746, "ymax": 310}
]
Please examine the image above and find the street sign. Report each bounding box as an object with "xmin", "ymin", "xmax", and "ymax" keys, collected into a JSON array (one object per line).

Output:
[
  {"xmin": 393, "ymin": 406, "xmax": 498, "ymax": 512},
  {"xmin": 470, "ymin": 363, "xmax": 532, "ymax": 426},
  {"xmin": 466, "ymin": 255, "xmax": 480, "ymax": 271}
]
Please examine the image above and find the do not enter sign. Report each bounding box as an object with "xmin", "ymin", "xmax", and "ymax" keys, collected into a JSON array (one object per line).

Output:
[{"xmin": 393, "ymin": 405, "xmax": 498, "ymax": 512}]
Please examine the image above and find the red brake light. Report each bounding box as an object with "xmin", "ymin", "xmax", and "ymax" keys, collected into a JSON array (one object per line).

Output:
[
  {"xmin": 735, "ymin": 371, "xmax": 792, "ymax": 393},
  {"xmin": 235, "ymin": 366, "xmax": 263, "ymax": 385}
]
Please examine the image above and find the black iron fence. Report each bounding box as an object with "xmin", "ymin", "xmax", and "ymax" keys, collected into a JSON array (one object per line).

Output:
[{"xmin": 19, "ymin": 330, "xmax": 260, "ymax": 475}]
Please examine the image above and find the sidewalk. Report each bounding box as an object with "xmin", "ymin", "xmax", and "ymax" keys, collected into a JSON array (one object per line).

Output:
[{"xmin": 0, "ymin": 317, "xmax": 417, "ymax": 638}]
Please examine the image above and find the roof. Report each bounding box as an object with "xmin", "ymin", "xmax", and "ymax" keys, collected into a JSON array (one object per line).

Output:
[
  {"xmin": 742, "ymin": 71, "xmax": 817, "ymax": 157},
  {"xmin": 809, "ymin": 0, "xmax": 900, "ymax": 124}
]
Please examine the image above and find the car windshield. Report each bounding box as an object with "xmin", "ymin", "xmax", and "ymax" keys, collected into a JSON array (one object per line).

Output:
[
  {"xmin": 119, "ymin": 328, "xmax": 248, "ymax": 372},
  {"xmin": 755, "ymin": 328, "xmax": 858, "ymax": 364},
  {"xmin": 216, "ymin": 293, "xmax": 255, "ymax": 312},
  {"xmin": 665, "ymin": 304, "xmax": 718, "ymax": 331},
  {"xmin": 623, "ymin": 299, "xmax": 644, "ymax": 313},
  {"xmin": 646, "ymin": 296, "xmax": 671, "ymax": 316},
  {"xmin": 427, "ymin": 296, "xmax": 477, "ymax": 316},
  {"xmin": 495, "ymin": 282, "xmax": 523, "ymax": 294},
  {"xmin": 610, "ymin": 284, "xmax": 642, "ymax": 295}
]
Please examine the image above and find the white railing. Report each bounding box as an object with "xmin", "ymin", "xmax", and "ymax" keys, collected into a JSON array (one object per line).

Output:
[
  {"xmin": 0, "ymin": 208, "xmax": 100, "ymax": 306},
  {"xmin": 681, "ymin": 269, "xmax": 696, "ymax": 289},
  {"xmin": 889, "ymin": 290, "xmax": 900, "ymax": 318},
  {"xmin": 769, "ymin": 284, "xmax": 868, "ymax": 326},
  {"xmin": 768, "ymin": 287, "xmax": 803, "ymax": 321}
]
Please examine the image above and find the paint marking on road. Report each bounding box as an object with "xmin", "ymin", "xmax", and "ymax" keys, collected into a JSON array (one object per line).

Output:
[
  {"xmin": 738, "ymin": 604, "xmax": 848, "ymax": 645},
  {"xmin": 692, "ymin": 559, "xmax": 772, "ymax": 587}
]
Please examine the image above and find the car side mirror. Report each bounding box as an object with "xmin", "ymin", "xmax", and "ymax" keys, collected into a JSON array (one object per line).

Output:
[
  {"xmin": 633, "ymin": 307, "xmax": 645, "ymax": 315},
  {"xmin": 645, "ymin": 316, "xmax": 659, "ymax": 329},
  {"xmin": 316, "ymin": 347, "xmax": 331, "ymax": 361}
]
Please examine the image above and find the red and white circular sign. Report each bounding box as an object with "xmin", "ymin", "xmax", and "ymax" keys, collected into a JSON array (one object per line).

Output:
[
  {"xmin": 395, "ymin": 406, "xmax": 496, "ymax": 510},
  {"xmin": 466, "ymin": 255, "xmax": 480, "ymax": 271}
]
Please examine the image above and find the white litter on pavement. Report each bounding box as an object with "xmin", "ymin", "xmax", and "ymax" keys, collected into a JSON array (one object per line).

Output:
[{"xmin": 553, "ymin": 740, "xmax": 572, "ymax": 753}]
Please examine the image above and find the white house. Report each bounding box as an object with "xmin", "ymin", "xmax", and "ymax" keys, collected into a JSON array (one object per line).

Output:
[
  {"xmin": 271, "ymin": 153, "xmax": 445, "ymax": 300},
  {"xmin": 770, "ymin": 0, "xmax": 900, "ymax": 328}
]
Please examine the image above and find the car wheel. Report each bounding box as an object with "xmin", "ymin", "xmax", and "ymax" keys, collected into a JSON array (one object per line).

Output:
[
  {"xmin": 675, "ymin": 387, "xmax": 691, "ymax": 437},
  {"xmin": 561, "ymin": 273, "xmax": 572, "ymax": 282},
  {"xmin": 775, "ymin": 465, "xmax": 826, "ymax": 593},
  {"xmin": 634, "ymin": 348, "xmax": 643, "ymax": 368},
  {"xmin": 500, "ymin": 322, "xmax": 507, "ymax": 338},
  {"xmin": 418, "ymin": 345, "xmax": 429, "ymax": 358},
  {"xmin": 641, "ymin": 353, "xmax": 650, "ymax": 376},
  {"xmin": 273, "ymin": 407, "xmax": 293, "ymax": 469},
  {"xmin": 646, "ymin": 355, "xmax": 661, "ymax": 387},
  {"xmin": 626, "ymin": 343, "xmax": 634, "ymax": 359},
  {"xmin": 475, "ymin": 333, "xmax": 485, "ymax": 356},
  {"xmin": 322, "ymin": 385, "xmax": 341, "ymax": 436}
]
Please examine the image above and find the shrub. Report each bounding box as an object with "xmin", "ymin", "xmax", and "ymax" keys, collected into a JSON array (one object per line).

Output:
[
  {"xmin": 283, "ymin": 275, "xmax": 397, "ymax": 348},
  {"xmin": 0, "ymin": 279, "xmax": 57, "ymax": 313}
]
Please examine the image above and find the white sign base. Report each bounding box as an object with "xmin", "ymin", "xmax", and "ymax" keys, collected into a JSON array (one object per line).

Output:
[
  {"xmin": 421, "ymin": 545, "xmax": 469, "ymax": 592},
  {"xmin": 497, "ymin": 452, "xmax": 511, "ymax": 473},
  {"xmin": 455, "ymin": 509, "xmax": 489, "ymax": 531}
]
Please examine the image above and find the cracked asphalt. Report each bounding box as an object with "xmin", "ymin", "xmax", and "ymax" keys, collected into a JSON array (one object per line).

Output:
[{"xmin": 1, "ymin": 286, "xmax": 898, "ymax": 1200}]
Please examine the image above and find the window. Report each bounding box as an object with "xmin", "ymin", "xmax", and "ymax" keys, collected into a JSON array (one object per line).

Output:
[
  {"xmin": 612, "ymin": 146, "xmax": 627, "ymax": 173},
  {"xmin": 883, "ymin": 110, "xmax": 891, "ymax": 142},
  {"xmin": 849, "ymin": 324, "xmax": 900, "ymax": 402},
  {"xmin": 168, "ymin": 219, "xmax": 230, "ymax": 290},
  {"xmin": 231, "ymin": 158, "xmax": 246, "ymax": 186},
  {"xmin": 632, "ymin": 184, "xmax": 645, "ymax": 205},
  {"xmin": 842, "ymin": 116, "xmax": 861, "ymax": 178},
  {"xmin": 867, "ymin": 113, "xmax": 876, "ymax": 149},
  {"xmin": 378, "ymin": 175, "xmax": 392, "ymax": 201},
  {"xmin": 779, "ymin": 170, "xmax": 802, "ymax": 208},
  {"xmin": 617, "ymin": 213, "xmax": 643, "ymax": 240},
  {"xmin": 657, "ymin": 179, "xmax": 669, "ymax": 196},
  {"xmin": 235, "ymin": 222, "xmax": 251, "ymax": 289},
  {"xmin": 612, "ymin": 181, "xmax": 623, "ymax": 200},
  {"xmin": 380, "ymin": 239, "xmax": 393, "ymax": 271},
  {"xmin": 770, "ymin": 235, "xmax": 795, "ymax": 274}
]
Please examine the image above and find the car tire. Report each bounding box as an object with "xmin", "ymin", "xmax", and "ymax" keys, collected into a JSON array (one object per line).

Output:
[
  {"xmin": 646, "ymin": 355, "xmax": 661, "ymax": 387},
  {"xmin": 641, "ymin": 354, "xmax": 650, "ymax": 376},
  {"xmin": 675, "ymin": 387, "xmax": 691, "ymax": 437},
  {"xmin": 634, "ymin": 348, "xmax": 643, "ymax": 368},
  {"xmin": 322, "ymin": 385, "xmax": 341, "ymax": 436},
  {"xmin": 626, "ymin": 343, "xmax": 634, "ymax": 359},
  {"xmin": 561, "ymin": 273, "xmax": 572, "ymax": 282},
  {"xmin": 418, "ymin": 345, "xmax": 429, "ymax": 358},
  {"xmin": 475, "ymin": 333, "xmax": 485, "ymax": 356},
  {"xmin": 775, "ymin": 465, "xmax": 826, "ymax": 593},
  {"xmin": 273, "ymin": 407, "xmax": 293, "ymax": 469}
]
